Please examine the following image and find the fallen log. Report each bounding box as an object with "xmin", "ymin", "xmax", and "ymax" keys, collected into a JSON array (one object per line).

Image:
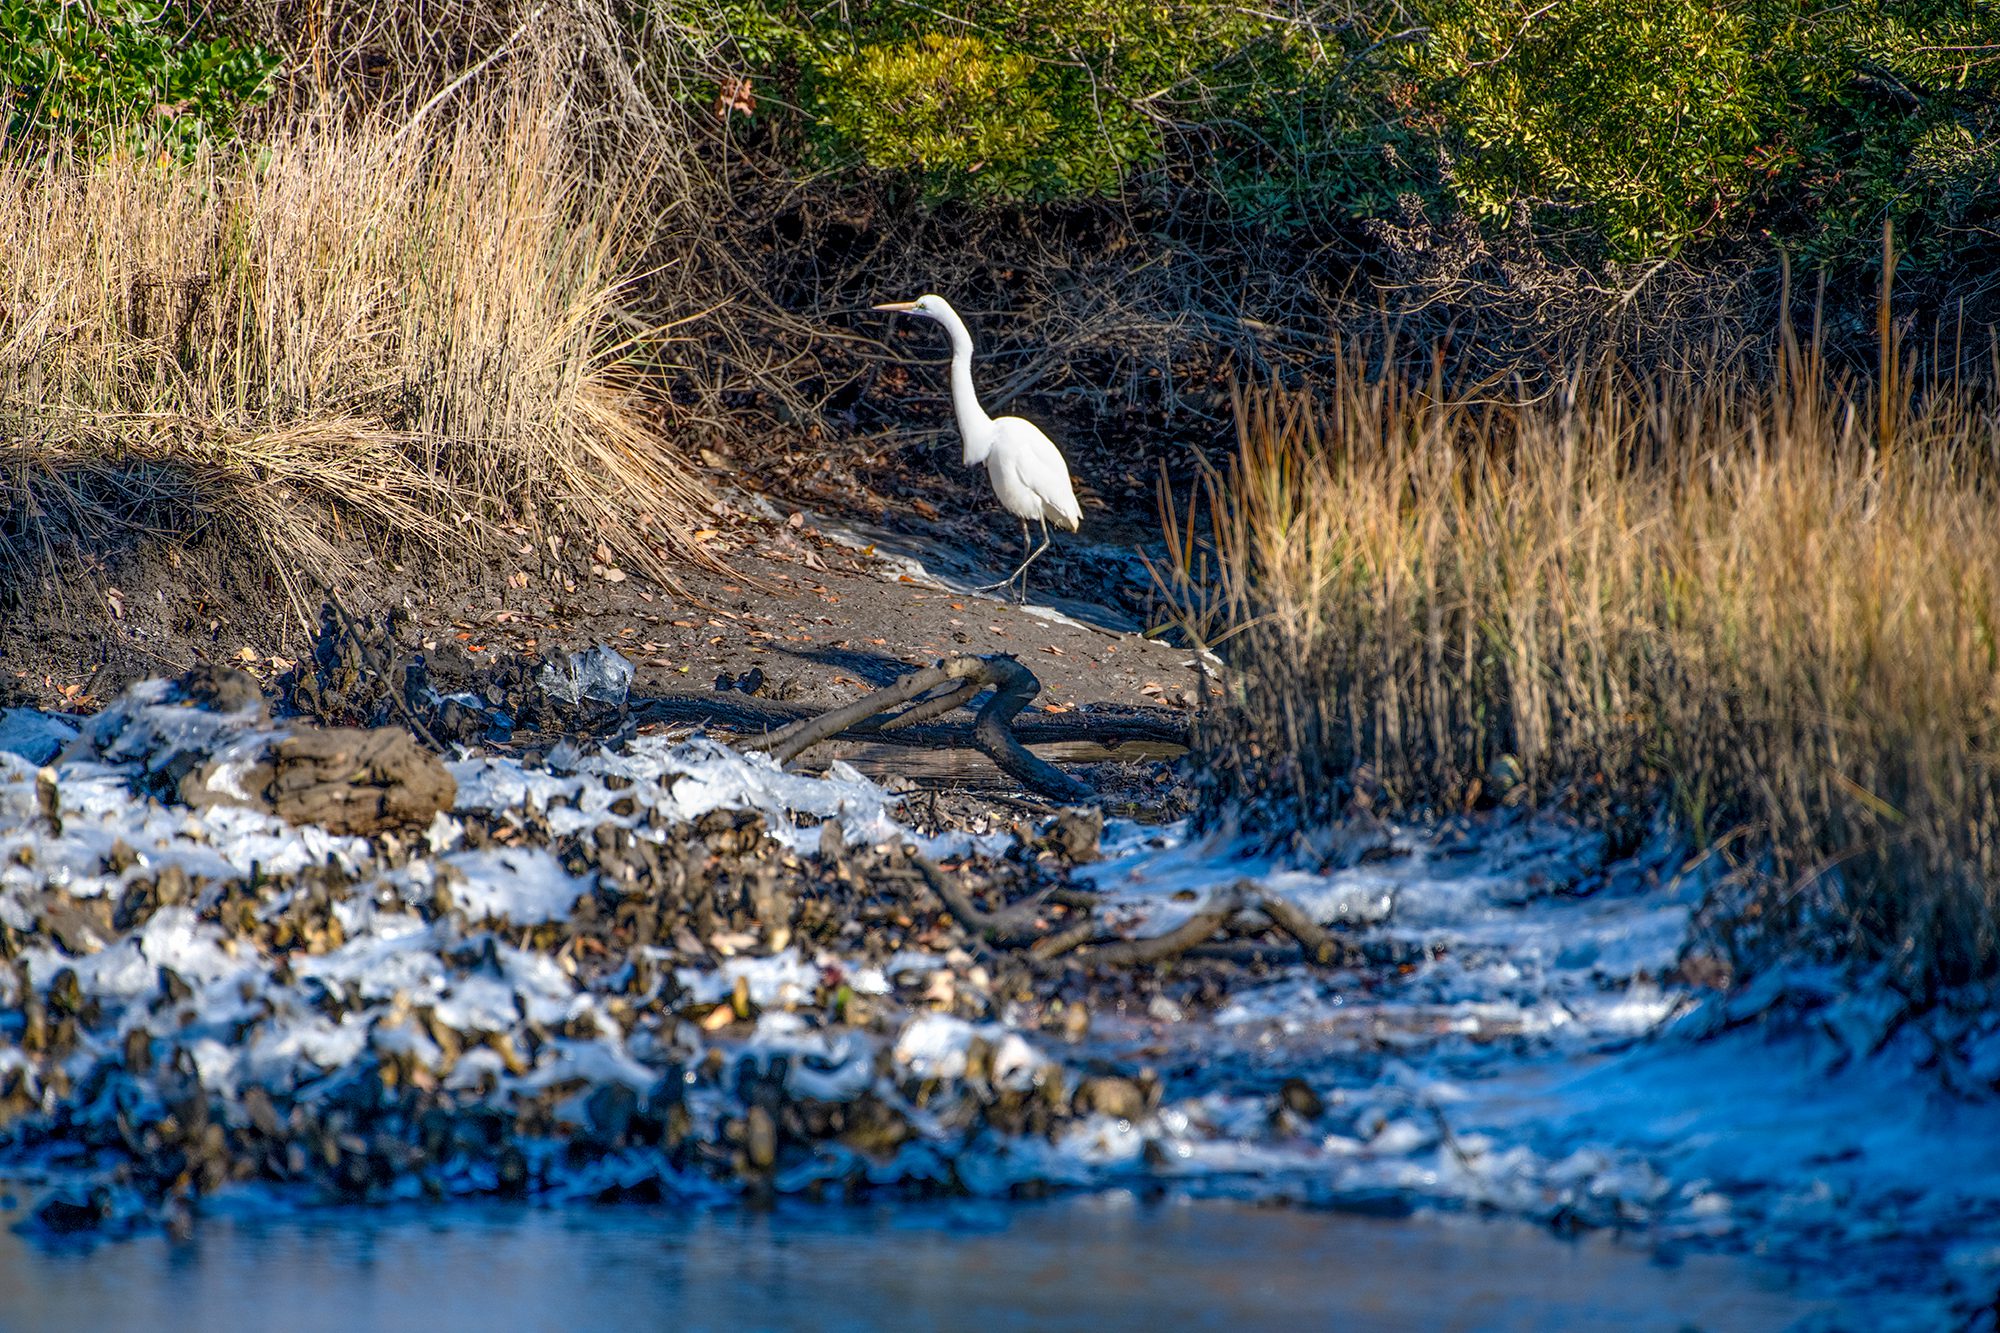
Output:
[
  {"xmin": 643, "ymin": 653, "xmax": 1179, "ymax": 802},
  {"xmin": 629, "ymin": 691, "xmax": 1188, "ymax": 751}
]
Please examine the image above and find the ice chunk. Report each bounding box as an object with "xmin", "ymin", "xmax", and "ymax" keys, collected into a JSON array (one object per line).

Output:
[
  {"xmin": 538, "ymin": 646, "xmax": 635, "ymax": 708},
  {"xmin": 446, "ymin": 847, "xmax": 591, "ymax": 925},
  {"xmin": 0, "ymin": 710, "xmax": 79, "ymax": 766}
]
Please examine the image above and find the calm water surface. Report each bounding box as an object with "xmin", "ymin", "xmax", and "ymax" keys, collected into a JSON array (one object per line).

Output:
[{"xmin": 0, "ymin": 1194, "xmax": 1834, "ymax": 1332}]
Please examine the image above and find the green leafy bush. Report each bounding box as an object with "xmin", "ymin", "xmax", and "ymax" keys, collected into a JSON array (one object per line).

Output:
[
  {"xmin": 818, "ymin": 34, "xmax": 1087, "ymax": 199},
  {"xmin": 675, "ymin": 0, "xmax": 1295, "ymax": 202},
  {"xmin": 0, "ymin": 0, "xmax": 277, "ymax": 153},
  {"xmin": 1410, "ymin": 0, "xmax": 1999, "ymax": 260},
  {"xmin": 665, "ymin": 0, "xmax": 1996, "ymax": 261},
  {"xmin": 1411, "ymin": 0, "xmax": 1771, "ymax": 256}
]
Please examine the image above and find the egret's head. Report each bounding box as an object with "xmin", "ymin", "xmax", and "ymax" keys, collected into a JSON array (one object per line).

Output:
[{"xmin": 872, "ymin": 294, "xmax": 947, "ymax": 320}]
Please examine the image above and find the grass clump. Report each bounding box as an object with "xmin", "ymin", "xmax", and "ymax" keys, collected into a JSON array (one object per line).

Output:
[
  {"xmin": 1167, "ymin": 313, "xmax": 2000, "ymax": 1000},
  {"xmin": 0, "ymin": 76, "xmax": 710, "ymax": 604}
]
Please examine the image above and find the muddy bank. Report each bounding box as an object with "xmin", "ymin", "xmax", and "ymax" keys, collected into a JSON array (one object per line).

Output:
[{"xmin": 1, "ymin": 483, "xmax": 1200, "ymax": 723}]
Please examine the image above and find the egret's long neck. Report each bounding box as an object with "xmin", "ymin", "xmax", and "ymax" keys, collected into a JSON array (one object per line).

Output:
[{"xmin": 935, "ymin": 305, "xmax": 994, "ymax": 464}]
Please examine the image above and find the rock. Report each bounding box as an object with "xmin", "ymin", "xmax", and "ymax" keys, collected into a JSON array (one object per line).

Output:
[
  {"xmin": 745, "ymin": 1105, "xmax": 778, "ymax": 1170},
  {"xmin": 1485, "ymin": 753, "xmax": 1524, "ymax": 801},
  {"xmin": 586, "ymin": 1083, "xmax": 638, "ymax": 1145},
  {"xmin": 35, "ymin": 1188, "xmax": 110, "ymax": 1234},
  {"xmin": 1072, "ymin": 1076, "xmax": 1147, "ymax": 1122},
  {"xmin": 267, "ymin": 729, "xmax": 455, "ymax": 834},
  {"xmin": 1045, "ymin": 807, "xmax": 1103, "ymax": 862},
  {"xmin": 1278, "ymin": 1077, "xmax": 1325, "ymax": 1120},
  {"xmin": 169, "ymin": 664, "xmax": 266, "ymax": 718},
  {"xmin": 185, "ymin": 726, "xmax": 455, "ymax": 835}
]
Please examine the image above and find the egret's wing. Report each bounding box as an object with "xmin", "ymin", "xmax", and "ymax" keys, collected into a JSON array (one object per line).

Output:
[{"xmin": 998, "ymin": 417, "xmax": 1082, "ymax": 529}]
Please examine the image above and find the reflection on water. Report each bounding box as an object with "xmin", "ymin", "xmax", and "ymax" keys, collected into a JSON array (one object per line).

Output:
[{"xmin": 0, "ymin": 1194, "xmax": 1830, "ymax": 1333}]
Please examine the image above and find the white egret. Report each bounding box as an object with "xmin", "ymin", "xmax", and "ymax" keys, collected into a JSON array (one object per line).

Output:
[{"xmin": 873, "ymin": 294, "xmax": 1081, "ymax": 601}]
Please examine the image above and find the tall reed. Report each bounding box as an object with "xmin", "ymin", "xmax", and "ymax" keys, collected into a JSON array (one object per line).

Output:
[
  {"xmin": 1166, "ymin": 336, "xmax": 2000, "ymax": 997},
  {"xmin": 0, "ymin": 74, "xmax": 709, "ymax": 602}
]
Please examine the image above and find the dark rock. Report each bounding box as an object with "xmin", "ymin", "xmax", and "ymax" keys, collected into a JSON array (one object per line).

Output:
[
  {"xmin": 1278, "ymin": 1077, "xmax": 1325, "ymax": 1120},
  {"xmin": 35, "ymin": 1188, "xmax": 109, "ymax": 1234},
  {"xmin": 169, "ymin": 664, "xmax": 266, "ymax": 718},
  {"xmin": 1072, "ymin": 1076, "xmax": 1147, "ymax": 1122},
  {"xmin": 184, "ymin": 726, "xmax": 455, "ymax": 835}
]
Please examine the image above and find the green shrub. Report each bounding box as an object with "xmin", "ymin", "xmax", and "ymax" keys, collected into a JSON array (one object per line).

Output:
[
  {"xmin": 1411, "ymin": 0, "xmax": 1771, "ymax": 256},
  {"xmin": 671, "ymin": 0, "xmax": 1293, "ymax": 202},
  {"xmin": 663, "ymin": 0, "xmax": 1996, "ymax": 261},
  {"xmin": 0, "ymin": 0, "xmax": 277, "ymax": 153},
  {"xmin": 818, "ymin": 33, "xmax": 1102, "ymax": 200},
  {"xmin": 1409, "ymin": 0, "xmax": 2000, "ymax": 261}
]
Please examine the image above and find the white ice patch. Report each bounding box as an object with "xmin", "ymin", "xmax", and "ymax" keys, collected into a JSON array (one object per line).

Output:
[
  {"xmin": 0, "ymin": 709, "xmax": 78, "ymax": 765},
  {"xmin": 674, "ymin": 949, "xmax": 822, "ymax": 1008},
  {"xmin": 446, "ymin": 847, "xmax": 591, "ymax": 925}
]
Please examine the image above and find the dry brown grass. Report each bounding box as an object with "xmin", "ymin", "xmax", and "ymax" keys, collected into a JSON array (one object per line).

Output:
[
  {"xmin": 1166, "ymin": 324, "xmax": 2000, "ymax": 998},
  {"xmin": 0, "ymin": 73, "xmax": 711, "ymax": 610}
]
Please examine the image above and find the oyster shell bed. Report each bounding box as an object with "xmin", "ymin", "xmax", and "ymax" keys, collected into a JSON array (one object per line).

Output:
[{"xmin": 2, "ymin": 677, "xmax": 1998, "ymax": 1327}]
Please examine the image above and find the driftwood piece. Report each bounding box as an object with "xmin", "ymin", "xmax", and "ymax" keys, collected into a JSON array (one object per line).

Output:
[
  {"xmin": 1254, "ymin": 889, "xmax": 1365, "ymax": 968},
  {"xmin": 722, "ymin": 654, "xmax": 1140, "ymax": 802},
  {"xmin": 910, "ymin": 853, "xmax": 1058, "ymax": 948},
  {"xmin": 747, "ymin": 658, "xmax": 987, "ymax": 765},
  {"xmin": 1079, "ymin": 893, "xmax": 1242, "ymax": 967},
  {"xmin": 968, "ymin": 656, "xmax": 1093, "ymax": 802},
  {"xmin": 633, "ymin": 693, "xmax": 1187, "ymax": 750}
]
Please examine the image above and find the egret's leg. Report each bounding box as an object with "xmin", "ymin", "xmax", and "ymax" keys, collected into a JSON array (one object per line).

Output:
[
  {"xmin": 1008, "ymin": 518, "xmax": 1056, "ymax": 603},
  {"xmin": 974, "ymin": 519, "xmax": 1043, "ymax": 594},
  {"xmin": 1014, "ymin": 520, "xmax": 1034, "ymax": 602},
  {"xmin": 1015, "ymin": 517, "xmax": 1043, "ymax": 602}
]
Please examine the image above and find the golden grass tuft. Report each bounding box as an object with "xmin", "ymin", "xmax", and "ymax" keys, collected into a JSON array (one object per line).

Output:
[
  {"xmin": 0, "ymin": 75, "xmax": 711, "ymax": 607},
  {"xmin": 1166, "ymin": 332, "xmax": 2000, "ymax": 996}
]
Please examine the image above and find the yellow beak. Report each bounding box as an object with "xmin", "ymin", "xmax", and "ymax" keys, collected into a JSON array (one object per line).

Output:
[{"xmin": 872, "ymin": 301, "xmax": 918, "ymax": 312}]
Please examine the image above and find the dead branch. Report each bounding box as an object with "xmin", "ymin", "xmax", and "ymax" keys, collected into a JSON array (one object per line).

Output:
[
  {"xmin": 1025, "ymin": 918, "xmax": 1102, "ymax": 963},
  {"xmin": 968, "ymin": 655, "xmax": 1094, "ymax": 803},
  {"xmin": 630, "ymin": 691, "xmax": 1189, "ymax": 750},
  {"xmin": 909, "ymin": 852, "xmax": 1058, "ymax": 948},
  {"xmin": 898, "ymin": 854, "xmax": 1372, "ymax": 976},
  {"xmin": 1078, "ymin": 893, "xmax": 1242, "ymax": 967},
  {"xmin": 713, "ymin": 653, "xmax": 1155, "ymax": 802},
  {"xmin": 745, "ymin": 657, "xmax": 983, "ymax": 764},
  {"xmin": 1254, "ymin": 889, "xmax": 1365, "ymax": 967}
]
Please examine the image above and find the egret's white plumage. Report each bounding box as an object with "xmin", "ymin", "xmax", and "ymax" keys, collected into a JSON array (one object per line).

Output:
[{"xmin": 874, "ymin": 294, "xmax": 1079, "ymax": 599}]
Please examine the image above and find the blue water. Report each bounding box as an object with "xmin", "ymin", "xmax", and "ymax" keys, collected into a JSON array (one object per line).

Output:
[{"xmin": 0, "ymin": 1194, "xmax": 1832, "ymax": 1332}]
